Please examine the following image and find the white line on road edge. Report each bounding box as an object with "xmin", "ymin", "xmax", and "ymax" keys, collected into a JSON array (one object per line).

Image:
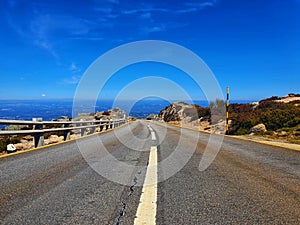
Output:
[{"xmin": 134, "ymin": 145, "xmax": 158, "ymax": 225}]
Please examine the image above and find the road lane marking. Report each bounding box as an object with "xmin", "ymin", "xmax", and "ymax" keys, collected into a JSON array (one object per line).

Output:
[
  {"xmin": 134, "ymin": 144, "xmax": 158, "ymax": 225},
  {"xmin": 151, "ymin": 132, "xmax": 156, "ymax": 141}
]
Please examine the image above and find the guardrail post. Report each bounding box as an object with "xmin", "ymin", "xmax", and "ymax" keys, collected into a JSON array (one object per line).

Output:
[
  {"xmin": 110, "ymin": 119, "xmax": 113, "ymax": 129},
  {"xmin": 106, "ymin": 121, "xmax": 109, "ymax": 130},
  {"xmin": 90, "ymin": 121, "xmax": 96, "ymax": 134},
  {"xmin": 99, "ymin": 121, "xmax": 104, "ymax": 132},
  {"xmin": 80, "ymin": 123, "xmax": 86, "ymax": 136},
  {"xmin": 63, "ymin": 123, "xmax": 70, "ymax": 141},
  {"xmin": 33, "ymin": 118, "xmax": 44, "ymax": 148}
]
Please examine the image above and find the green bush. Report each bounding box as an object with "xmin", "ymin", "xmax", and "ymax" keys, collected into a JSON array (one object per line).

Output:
[{"xmin": 228, "ymin": 100, "xmax": 300, "ymax": 135}]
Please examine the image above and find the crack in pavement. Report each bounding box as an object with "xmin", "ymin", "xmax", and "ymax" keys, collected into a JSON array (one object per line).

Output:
[{"xmin": 113, "ymin": 171, "xmax": 141, "ymax": 225}]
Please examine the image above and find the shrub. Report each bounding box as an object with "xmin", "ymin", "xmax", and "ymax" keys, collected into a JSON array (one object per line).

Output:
[{"xmin": 228, "ymin": 99, "xmax": 300, "ymax": 135}]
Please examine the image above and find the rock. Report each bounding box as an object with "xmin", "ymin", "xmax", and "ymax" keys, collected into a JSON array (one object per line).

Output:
[
  {"xmin": 14, "ymin": 142, "xmax": 33, "ymax": 150},
  {"xmin": 70, "ymin": 134, "xmax": 81, "ymax": 140},
  {"xmin": 22, "ymin": 135, "xmax": 33, "ymax": 141},
  {"xmin": 146, "ymin": 114, "xmax": 157, "ymax": 120},
  {"xmin": 250, "ymin": 124, "xmax": 267, "ymax": 134},
  {"xmin": 45, "ymin": 135, "xmax": 64, "ymax": 145},
  {"xmin": 14, "ymin": 143, "xmax": 24, "ymax": 150},
  {"xmin": 251, "ymin": 102, "xmax": 259, "ymax": 109},
  {"xmin": 158, "ymin": 102, "xmax": 196, "ymax": 123},
  {"xmin": 158, "ymin": 103, "xmax": 181, "ymax": 122},
  {"xmin": 199, "ymin": 120, "xmax": 211, "ymax": 132},
  {"xmin": 159, "ymin": 102, "xmax": 218, "ymax": 132},
  {"xmin": 20, "ymin": 139, "xmax": 29, "ymax": 143},
  {"xmin": 211, "ymin": 120, "xmax": 226, "ymax": 134},
  {"xmin": 293, "ymin": 131, "xmax": 300, "ymax": 136},
  {"xmin": 277, "ymin": 131, "xmax": 288, "ymax": 137}
]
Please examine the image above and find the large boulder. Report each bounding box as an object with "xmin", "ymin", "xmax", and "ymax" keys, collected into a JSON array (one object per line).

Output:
[
  {"xmin": 158, "ymin": 102, "xmax": 182, "ymax": 122},
  {"xmin": 250, "ymin": 123, "xmax": 267, "ymax": 134},
  {"xmin": 158, "ymin": 102, "xmax": 200, "ymax": 123}
]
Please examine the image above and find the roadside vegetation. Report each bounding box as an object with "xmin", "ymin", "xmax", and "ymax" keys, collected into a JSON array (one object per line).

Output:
[
  {"xmin": 159, "ymin": 95, "xmax": 300, "ymax": 144},
  {"xmin": 228, "ymin": 97, "xmax": 300, "ymax": 144}
]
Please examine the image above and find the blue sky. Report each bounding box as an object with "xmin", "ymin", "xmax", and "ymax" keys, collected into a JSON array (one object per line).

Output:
[{"xmin": 0, "ymin": 0, "xmax": 299, "ymax": 101}]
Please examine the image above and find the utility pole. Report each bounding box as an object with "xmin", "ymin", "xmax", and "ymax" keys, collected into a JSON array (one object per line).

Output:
[{"xmin": 226, "ymin": 87, "xmax": 230, "ymax": 135}]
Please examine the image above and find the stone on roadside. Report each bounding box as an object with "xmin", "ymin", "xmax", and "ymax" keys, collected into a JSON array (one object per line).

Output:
[{"xmin": 250, "ymin": 123, "xmax": 267, "ymax": 134}]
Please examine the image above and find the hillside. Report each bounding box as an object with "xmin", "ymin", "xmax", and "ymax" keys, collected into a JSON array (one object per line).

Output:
[{"xmin": 158, "ymin": 94, "xmax": 300, "ymax": 144}]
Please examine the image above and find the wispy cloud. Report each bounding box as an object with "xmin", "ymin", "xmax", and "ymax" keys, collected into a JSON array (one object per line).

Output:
[
  {"xmin": 175, "ymin": 8, "xmax": 198, "ymax": 13},
  {"xmin": 69, "ymin": 62, "xmax": 81, "ymax": 72},
  {"xmin": 5, "ymin": 0, "xmax": 220, "ymax": 57},
  {"xmin": 62, "ymin": 63, "xmax": 82, "ymax": 85},
  {"xmin": 140, "ymin": 12, "xmax": 152, "ymax": 19},
  {"xmin": 34, "ymin": 39, "xmax": 58, "ymax": 58},
  {"xmin": 121, "ymin": 0, "xmax": 218, "ymax": 16},
  {"xmin": 6, "ymin": 7, "xmax": 99, "ymax": 58},
  {"xmin": 185, "ymin": 1, "xmax": 216, "ymax": 8},
  {"xmin": 63, "ymin": 75, "xmax": 81, "ymax": 85},
  {"xmin": 141, "ymin": 24, "xmax": 167, "ymax": 34},
  {"xmin": 122, "ymin": 8, "xmax": 170, "ymax": 15}
]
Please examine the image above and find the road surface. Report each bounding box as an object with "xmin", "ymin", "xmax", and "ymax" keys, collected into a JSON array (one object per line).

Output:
[{"xmin": 1, "ymin": 120, "xmax": 300, "ymax": 224}]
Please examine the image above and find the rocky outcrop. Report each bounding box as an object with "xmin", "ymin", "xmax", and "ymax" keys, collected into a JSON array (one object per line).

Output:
[
  {"xmin": 274, "ymin": 94, "xmax": 300, "ymax": 103},
  {"xmin": 159, "ymin": 102, "xmax": 226, "ymax": 134},
  {"xmin": 158, "ymin": 102, "xmax": 200, "ymax": 123},
  {"xmin": 250, "ymin": 123, "xmax": 267, "ymax": 134},
  {"xmin": 260, "ymin": 93, "xmax": 300, "ymax": 104},
  {"xmin": 158, "ymin": 102, "xmax": 184, "ymax": 122}
]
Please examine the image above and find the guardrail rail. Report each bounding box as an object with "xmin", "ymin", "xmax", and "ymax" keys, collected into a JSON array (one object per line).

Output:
[{"xmin": 0, "ymin": 118, "xmax": 126, "ymax": 148}]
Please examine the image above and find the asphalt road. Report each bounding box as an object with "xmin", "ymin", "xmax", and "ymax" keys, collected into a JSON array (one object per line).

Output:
[{"xmin": 1, "ymin": 120, "xmax": 300, "ymax": 224}]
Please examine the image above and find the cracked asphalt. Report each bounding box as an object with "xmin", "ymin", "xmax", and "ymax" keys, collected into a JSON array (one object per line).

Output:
[{"xmin": 1, "ymin": 120, "xmax": 300, "ymax": 224}]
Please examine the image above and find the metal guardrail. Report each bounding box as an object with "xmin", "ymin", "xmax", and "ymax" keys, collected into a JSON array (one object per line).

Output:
[{"xmin": 0, "ymin": 118, "xmax": 126, "ymax": 148}]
